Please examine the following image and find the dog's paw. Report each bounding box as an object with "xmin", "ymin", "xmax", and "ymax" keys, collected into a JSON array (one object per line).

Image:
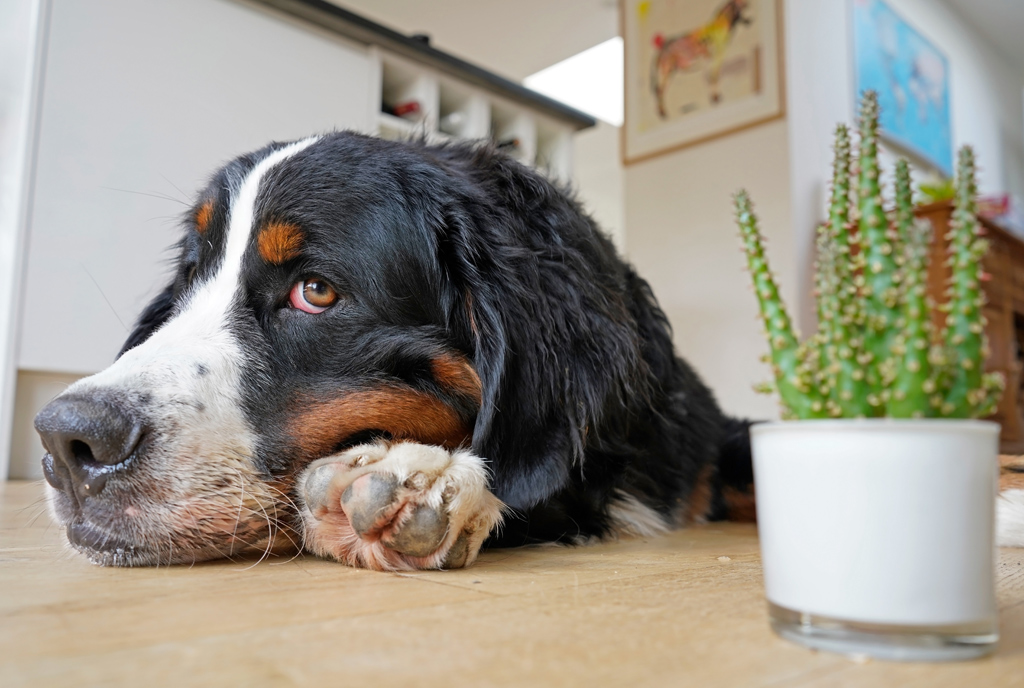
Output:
[{"xmin": 298, "ymin": 441, "xmax": 504, "ymax": 570}]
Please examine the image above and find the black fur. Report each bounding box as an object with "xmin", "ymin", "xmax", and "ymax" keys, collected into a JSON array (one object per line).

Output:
[{"xmin": 121, "ymin": 131, "xmax": 753, "ymax": 546}]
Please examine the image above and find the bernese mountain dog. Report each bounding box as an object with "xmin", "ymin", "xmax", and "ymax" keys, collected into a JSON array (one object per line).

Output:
[
  {"xmin": 35, "ymin": 132, "xmax": 754, "ymax": 569},
  {"xmin": 37, "ymin": 131, "xmax": 1018, "ymax": 571}
]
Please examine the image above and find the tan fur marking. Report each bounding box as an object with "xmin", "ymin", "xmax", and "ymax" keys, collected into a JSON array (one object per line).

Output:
[
  {"xmin": 288, "ymin": 388, "xmax": 472, "ymax": 460},
  {"xmin": 431, "ymin": 354, "xmax": 482, "ymax": 403},
  {"xmin": 683, "ymin": 464, "xmax": 714, "ymax": 524},
  {"xmin": 1001, "ymin": 455, "xmax": 1024, "ymax": 491},
  {"xmin": 257, "ymin": 221, "xmax": 303, "ymax": 264},
  {"xmin": 195, "ymin": 199, "xmax": 214, "ymax": 234},
  {"xmin": 722, "ymin": 485, "xmax": 757, "ymax": 523}
]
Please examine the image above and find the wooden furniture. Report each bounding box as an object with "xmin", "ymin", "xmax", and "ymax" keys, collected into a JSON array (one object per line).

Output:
[
  {"xmin": 916, "ymin": 201, "xmax": 1024, "ymax": 452},
  {"xmin": 2, "ymin": 480, "xmax": 1023, "ymax": 686}
]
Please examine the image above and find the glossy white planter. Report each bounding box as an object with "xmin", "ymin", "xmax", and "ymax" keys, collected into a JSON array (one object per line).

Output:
[{"xmin": 752, "ymin": 419, "xmax": 1000, "ymax": 661}]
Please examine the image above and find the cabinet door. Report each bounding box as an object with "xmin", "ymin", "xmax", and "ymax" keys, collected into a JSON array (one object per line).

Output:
[{"xmin": 20, "ymin": 0, "xmax": 372, "ymax": 373}]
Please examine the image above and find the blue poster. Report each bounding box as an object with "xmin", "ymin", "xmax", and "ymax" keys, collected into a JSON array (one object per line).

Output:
[{"xmin": 853, "ymin": 0, "xmax": 952, "ymax": 175}]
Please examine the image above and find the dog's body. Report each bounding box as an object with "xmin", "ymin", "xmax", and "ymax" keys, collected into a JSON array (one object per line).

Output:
[{"xmin": 35, "ymin": 132, "xmax": 756, "ymax": 569}]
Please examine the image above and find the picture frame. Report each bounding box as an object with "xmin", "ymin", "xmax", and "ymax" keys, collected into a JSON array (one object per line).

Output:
[
  {"xmin": 622, "ymin": 0, "xmax": 784, "ymax": 165},
  {"xmin": 852, "ymin": 0, "xmax": 952, "ymax": 177}
]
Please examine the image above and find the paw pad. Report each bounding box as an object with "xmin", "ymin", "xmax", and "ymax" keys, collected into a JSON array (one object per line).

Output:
[
  {"xmin": 383, "ymin": 504, "xmax": 449, "ymax": 557},
  {"xmin": 339, "ymin": 473, "xmax": 400, "ymax": 537}
]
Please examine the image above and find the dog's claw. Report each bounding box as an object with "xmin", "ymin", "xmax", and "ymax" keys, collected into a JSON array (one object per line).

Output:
[
  {"xmin": 341, "ymin": 473, "xmax": 400, "ymax": 537},
  {"xmin": 383, "ymin": 504, "xmax": 449, "ymax": 557}
]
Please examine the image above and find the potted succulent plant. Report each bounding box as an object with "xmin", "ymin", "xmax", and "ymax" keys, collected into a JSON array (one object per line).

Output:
[{"xmin": 735, "ymin": 91, "xmax": 1004, "ymax": 661}]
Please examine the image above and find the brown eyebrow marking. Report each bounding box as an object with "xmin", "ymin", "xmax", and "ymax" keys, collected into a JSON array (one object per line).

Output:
[
  {"xmin": 195, "ymin": 200, "xmax": 214, "ymax": 234},
  {"xmin": 257, "ymin": 221, "xmax": 304, "ymax": 264},
  {"xmin": 287, "ymin": 387, "xmax": 474, "ymax": 461}
]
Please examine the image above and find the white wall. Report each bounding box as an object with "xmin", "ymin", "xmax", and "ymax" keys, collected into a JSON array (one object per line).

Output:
[{"xmin": 624, "ymin": 121, "xmax": 795, "ymax": 421}]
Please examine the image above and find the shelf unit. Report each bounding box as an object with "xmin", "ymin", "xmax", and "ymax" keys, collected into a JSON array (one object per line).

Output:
[
  {"xmin": 250, "ymin": 0, "xmax": 593, "ymax": 180},
  {"xmin": 371, "ymin": 47, "xmax": 575, "ymax": 181}
]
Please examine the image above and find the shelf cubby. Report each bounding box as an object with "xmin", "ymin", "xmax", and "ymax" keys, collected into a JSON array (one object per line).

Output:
[
  {"xmin": 380, "ymin": 54, "xmax": 437, "ymax": 132},
  {"xmin": 370, "ymin": 47, "xmax": 575, "ymax": 181},
  {"xmin": 489, "ymin": 100, "xmax": 536, "ymax": 166},
  {"xmin": 535, "ymin": 117, "xmax": 573, "ymax": 181},
  {"xmin": 438, "ymin": 78, "xmax": 489, "ymax": 140}
]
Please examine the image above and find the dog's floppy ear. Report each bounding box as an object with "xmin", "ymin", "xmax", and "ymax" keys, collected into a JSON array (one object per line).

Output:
[
  {"xmin": 117, "ymin": 281, "xmax": 176, "ymax": 358},
  {"xmin": 437, "ymin": 152, "xmax": 650, "ymax": 512}
]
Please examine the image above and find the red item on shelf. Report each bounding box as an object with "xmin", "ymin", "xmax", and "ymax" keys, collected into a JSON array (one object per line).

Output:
[{"xmin": 387, "ymin": 101, "xmax": 421, "ymax": 118}]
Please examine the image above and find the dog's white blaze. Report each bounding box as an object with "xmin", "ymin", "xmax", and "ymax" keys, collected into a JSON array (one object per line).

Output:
[
  {"xmin": 194, "ymin": 136, "xmax": 319, "ymax": 319},
  {"xmin": 53, "ymin": 138, "xmax": 321, "ymax": 550}
]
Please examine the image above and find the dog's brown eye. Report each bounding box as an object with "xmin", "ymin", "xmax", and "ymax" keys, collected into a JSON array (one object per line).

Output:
[{"xmin": 289, "ymin": 278, "xmax": 338, "ymax": 314}]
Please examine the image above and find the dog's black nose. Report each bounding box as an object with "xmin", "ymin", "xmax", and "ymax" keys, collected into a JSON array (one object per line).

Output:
[{"xmin": 35, "ymin": 396, "xmax": 143, "ymax": 500}]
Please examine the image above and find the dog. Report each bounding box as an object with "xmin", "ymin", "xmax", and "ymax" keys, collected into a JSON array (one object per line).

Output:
[
  {"xmin": 35, "ymin": 132, "xmax": 1024, "ymax": 571},
  {"xmin": 34, "ymin": 132, "xmax": 756, "ymax": 570},
  {"xmin": 651, "ymin": 0, "xmax": 752, "ymax": 116}
]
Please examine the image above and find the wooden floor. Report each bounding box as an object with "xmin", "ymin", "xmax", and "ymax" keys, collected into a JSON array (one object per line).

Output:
[{"xmin": 2, "ymin": 481, "xmax": 1024, "ymax": 687}]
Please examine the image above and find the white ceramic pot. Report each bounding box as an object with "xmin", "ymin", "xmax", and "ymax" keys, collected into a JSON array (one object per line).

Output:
[{"xmin": 752, "ymin": 419, "xmax": 1000, "ymax": 661}]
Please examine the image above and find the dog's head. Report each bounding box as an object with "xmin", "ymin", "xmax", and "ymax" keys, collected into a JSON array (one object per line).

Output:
[{"xmin": 35, "ymin": 132, "xmax": 646, "ymax": 565}]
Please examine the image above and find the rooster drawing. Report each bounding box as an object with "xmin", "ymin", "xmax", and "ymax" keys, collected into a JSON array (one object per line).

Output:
[{"xmin": 651, "ymin": 0, "xmax": 753, "ymax": 118}]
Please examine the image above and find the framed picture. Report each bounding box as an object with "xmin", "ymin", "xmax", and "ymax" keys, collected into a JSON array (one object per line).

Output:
[
  {"xmin": 852, "ymin": 0, "xmax": 952, "ymax": 176},
  {"xmin": 622, "ymin": 0, "xmax": 784, "ymax": 165}
]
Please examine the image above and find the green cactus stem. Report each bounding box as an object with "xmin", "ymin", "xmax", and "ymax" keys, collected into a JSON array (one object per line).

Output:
[
  {"xmin": 735, "ymin": 191, "xmax": 827, "ymax": 419},
  {"xmin": 887, "ymin": 215, "xmax": 935, "ymax": 417},
  {"xmin": 823, "ymin": 125, "xmax": 871, "ymax": 417},
  {"xmin": 943, "ymin": 147, "xmax": 1004, "ymax": 417},
  {"xmin": 893, "ymin": 159, "xmax": 915, "ymax": 249},
  {"xmin": 812, "ymin": 223, "xmax": 838, "ymax": 412},
  {"xmin": 857, "ymin": 91, "xmax": 900, "ymax": 411}
]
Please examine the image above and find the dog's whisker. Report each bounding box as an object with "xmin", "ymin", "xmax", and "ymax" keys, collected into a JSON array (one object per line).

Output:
[
  {"xmin": 100, "ymin": 185, "xmax": 188, "ymax": 206},
  {"xmin": 228, "ymin": 476, "xmax": 248, "ymax": 558},
  {"xmin": 25, "ymin": 506, "xmax": 51, "ymax": 529},
  {"xmin": 16, "ymin": 493, "xmax": 49, "ymax": 516},
  {"xmin": 158, "ymin": 172, "xmax": 192, "ymax": 204},
  {"xmin": 261, "ymin": 481, "xmax": 307, "ymax": 560},
  {"xmin": 223, "ymin": 467, "xmax": 281, "ymax": 569},
  {"xmin": 247, "ymin": 496, "xmax": 278, "ymax": 570}
]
